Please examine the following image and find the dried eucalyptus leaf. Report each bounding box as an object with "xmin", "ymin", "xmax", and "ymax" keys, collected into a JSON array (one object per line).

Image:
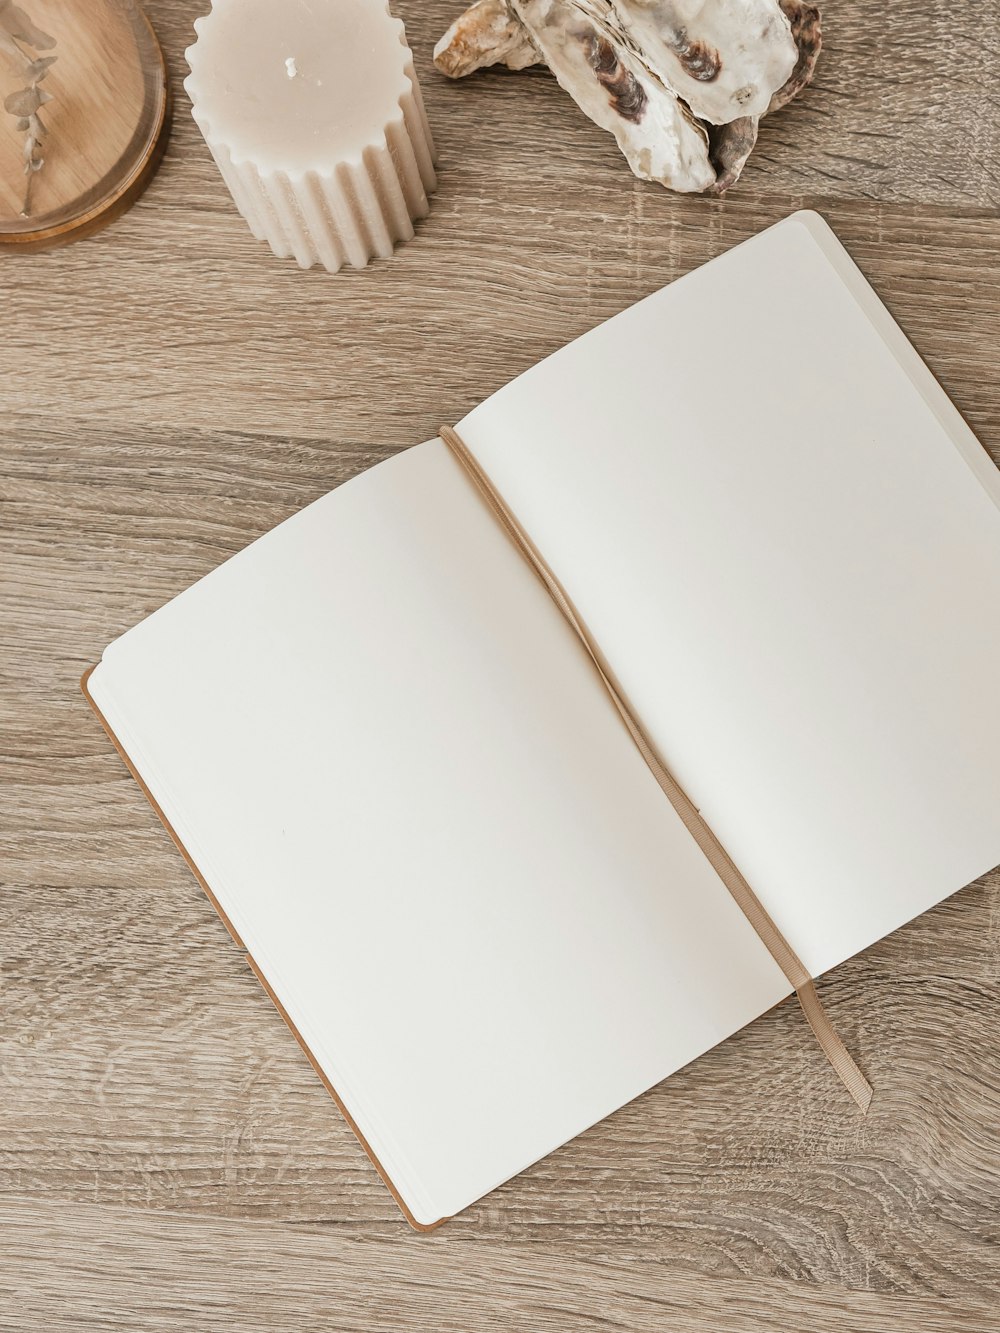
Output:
[
  {"xmin": 0, "ymin": 26, "xmax": 21, "ymax": 58},
  {"xmin": 4, "ymin": 85, "xmax": 41, "ymax": 116},
  {"xmin": 1, "ymin": 2, "xmax": 55, "ymax": 49},
  {"xmin": 26, "ymin": 54, "xmax": 56, "ymax": 79}
]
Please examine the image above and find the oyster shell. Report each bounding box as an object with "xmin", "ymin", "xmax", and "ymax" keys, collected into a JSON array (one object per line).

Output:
[
  {"xmin": 705, "ymin": 1, "xmax": 819, "ymax": 192},
  {"xmin": 707, "ymin": 114, "xmax": 758, "ymax": 194},
  {"xmin": 434, "ymin": 0, "xmax": 541, "ymax": 78},
  {"xmin": 509, "ymin": 0, "xmax": 717, "ymax": 192},
  {"xmin": 435, "ymin": 0, "xmax": 821, "ymax": 193},
  {"xmin": 609, "ymin": 0, "xmax": 797, "ymax": 124},
  {"xmin": 768, "ymin": 0, "xmax": 821, "ymax": 112}
]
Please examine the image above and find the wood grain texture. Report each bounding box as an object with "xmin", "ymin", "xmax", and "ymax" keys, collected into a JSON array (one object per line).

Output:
[
  {"xmin": 4, "ymin": 1200, "xmax": 1000, "ymax": 1333},
  {"xmin": 2, "ymin": 0, "xmax": 999, "ymax": 1328}
]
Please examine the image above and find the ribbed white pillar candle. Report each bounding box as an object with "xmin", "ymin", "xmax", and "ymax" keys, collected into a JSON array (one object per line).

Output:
[{"xmin": 184, "ymin": 0, "xmax": 437, "ymax": 272}]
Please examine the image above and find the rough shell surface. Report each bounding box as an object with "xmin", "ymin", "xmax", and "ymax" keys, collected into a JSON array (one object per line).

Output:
[
  {"xmin": 511, "ymin": 0, "xmax": 717, "ymax": 192},
  {"xmin": 609, "ymin": 0, "xmax": 797, "ymax": 124},
  {"xmin": 433, "ymin": 0, "xmax": 541, "ymax": 77},
  {"xmin": 768, "ymin": 0, "xmax": 821, "ymax": 111},
  {"xmin": 434, "ymin": 0, "xmax": 821, "ymax": 193}
]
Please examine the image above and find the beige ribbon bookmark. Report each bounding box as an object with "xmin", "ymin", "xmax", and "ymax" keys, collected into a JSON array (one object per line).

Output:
[{"xmin": 439, "ymin": 425, "xmax": 873, "ymax": 1114}]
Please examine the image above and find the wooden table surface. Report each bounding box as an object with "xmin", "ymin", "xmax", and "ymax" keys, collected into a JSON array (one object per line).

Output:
[{"xmin": 3, "ymin": 1, "xmax": 1000, "ymax": 1328}]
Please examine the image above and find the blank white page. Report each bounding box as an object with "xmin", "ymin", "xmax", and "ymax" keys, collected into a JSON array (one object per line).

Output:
[
  {"xmin": 89, "ymin": 439, "xmax": 789, "ymax": 1226},
  {"xmin": 458, "ymin": 211, "xmax": 1000, "ymax": 981}
]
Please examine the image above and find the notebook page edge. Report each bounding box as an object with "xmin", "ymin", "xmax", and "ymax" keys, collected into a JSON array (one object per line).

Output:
[
  {"xmin": 81, "ymin": 664, "xmax": 446, "ymax": 1229},
  {"xmin": 84, "ymin": 651, "xmax": 446, "ymax": 1230},
  {"xmin": 790, "ymin": 209, "xmax": 1000, "ymax": 516}
]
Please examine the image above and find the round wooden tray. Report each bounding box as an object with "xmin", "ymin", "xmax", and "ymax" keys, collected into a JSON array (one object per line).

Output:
[{"xmin": 0, "ymin": 0, "xmax": 170, "ymax": 251}]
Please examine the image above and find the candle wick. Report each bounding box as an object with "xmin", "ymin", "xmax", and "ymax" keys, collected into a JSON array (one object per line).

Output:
[{"xmin": 285, "ymin": 56, "xmax": 298, "ymax": 79}]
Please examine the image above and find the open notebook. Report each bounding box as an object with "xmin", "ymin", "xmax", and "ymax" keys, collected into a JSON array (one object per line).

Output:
[{"xmin": 85, "ymin": 212, "xmax": 1000, "ymax": 1228}]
